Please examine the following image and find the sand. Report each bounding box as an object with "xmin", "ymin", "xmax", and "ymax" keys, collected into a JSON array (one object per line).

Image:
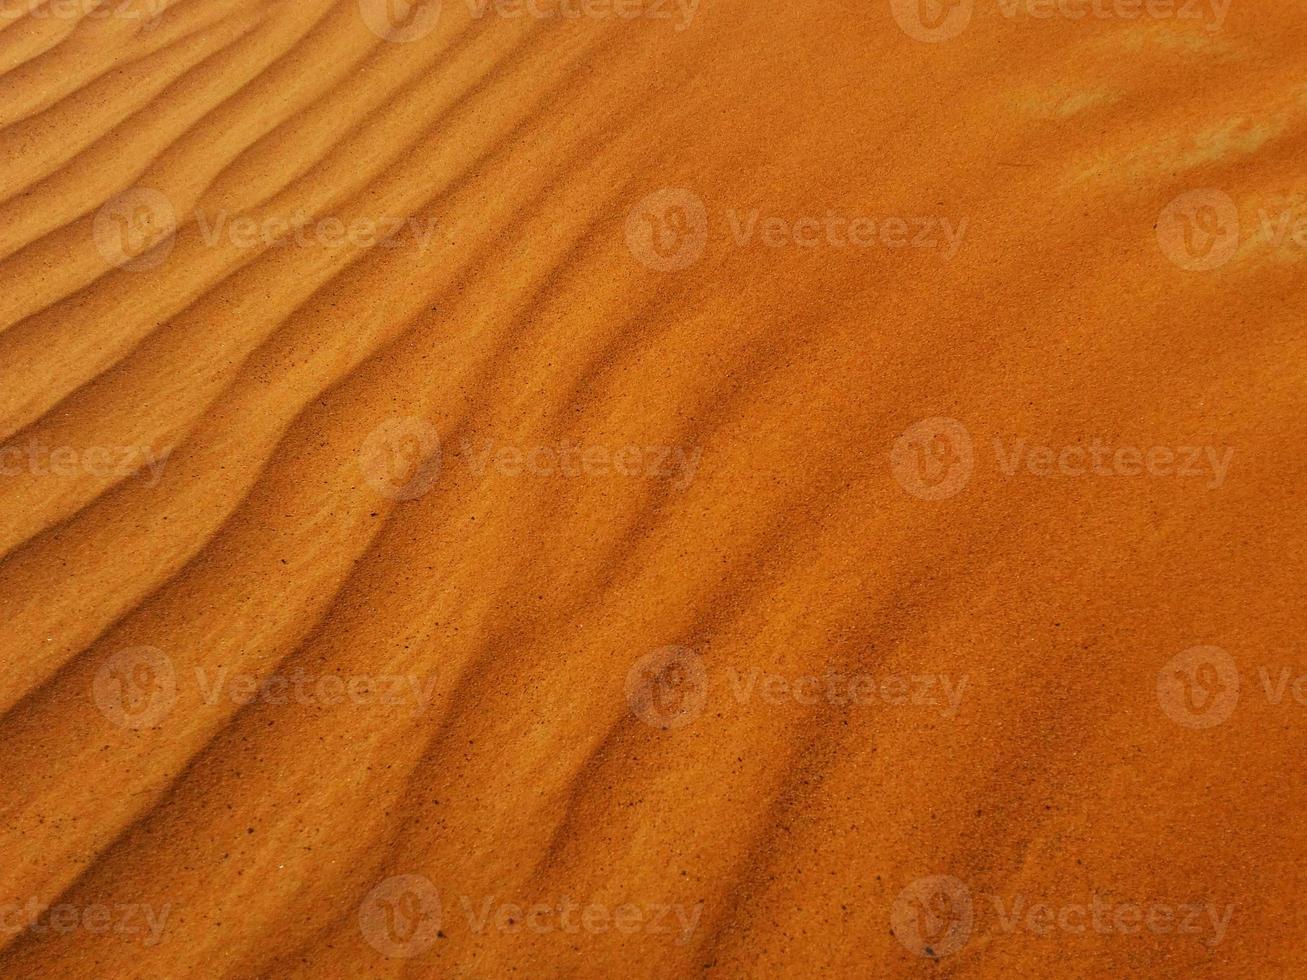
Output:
[{"xmin": 0, "ymin": 0, "xmax": 1302, "ymax": 975}]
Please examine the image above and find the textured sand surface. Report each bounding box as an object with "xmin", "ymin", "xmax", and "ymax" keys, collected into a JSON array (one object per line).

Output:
[{"xmin": 0, "ymin": 0, "xmax": 1303, "ymax": 976}]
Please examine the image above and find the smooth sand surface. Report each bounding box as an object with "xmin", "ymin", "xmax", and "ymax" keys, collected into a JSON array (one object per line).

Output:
[{"xmin": 0, "ymin": 0, "xmax": 1303, "ymax": 975}]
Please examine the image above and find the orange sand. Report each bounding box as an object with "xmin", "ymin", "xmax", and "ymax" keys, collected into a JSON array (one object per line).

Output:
[{"xmin": 0, "ymin": 0, "xmax": 1303, "ymax": 976}]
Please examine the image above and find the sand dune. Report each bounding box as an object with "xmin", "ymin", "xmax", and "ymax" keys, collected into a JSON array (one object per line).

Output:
[{"xmin": 0, "ymin": 0, "xmax": 1302, "ymax": 975}]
